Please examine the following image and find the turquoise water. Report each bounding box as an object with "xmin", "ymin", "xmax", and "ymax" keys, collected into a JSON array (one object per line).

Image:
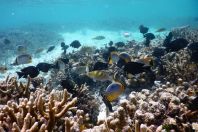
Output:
[{"xmin": 0, "ymin": 0, "xmax": 198, "ymax": 31}]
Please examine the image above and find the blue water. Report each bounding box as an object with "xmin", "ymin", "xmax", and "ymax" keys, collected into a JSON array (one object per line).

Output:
[{"xmin": 0, "ymin": 0, "xmax": 198, "ymax": 31}]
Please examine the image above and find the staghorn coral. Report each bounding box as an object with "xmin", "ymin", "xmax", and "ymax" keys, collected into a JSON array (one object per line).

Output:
[
  {"xmin": 0, "ymin": 87, "xmax": 79, "ymax": 132},
  {"xmin": 0, "ymin": 76, "xmax": 31, "ymax": 104}
]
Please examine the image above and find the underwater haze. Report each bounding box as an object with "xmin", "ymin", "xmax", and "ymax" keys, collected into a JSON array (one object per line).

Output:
[{"xmin": 1, "ymin": 0, "xmax": 198, "ymax": 31}]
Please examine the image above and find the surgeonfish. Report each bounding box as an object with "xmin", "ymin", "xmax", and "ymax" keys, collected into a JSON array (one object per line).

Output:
[
  {"xmin": 70, "ymin": 40, "xmax": 81, "ymax": 48},
  {"xmin": 36, "ymin": 62, "xmax": 55, "ymax": 73},
  {"xmin": 104, "ymin": 82, "xmax": 125, "ymax": 102},
  {"xmin": 12, "ymin": 54, "xmax": 32, "ymax": 65},
  {"xmin": 16, "ymin": 66, "xmax": 39, "ymax": 78},
  {"xmin": 92, "ymin": 36, "xmax": 105, "ymax": 40},
  {"xmin": 86, "ymin": 70, "xmax": 112, "ymax": 81},
  {"xmin": 139, "ymin": 25, "xmax": 149, "ymax": 34},
  {"xmin": 17, "ymin": 45, "xmax": 27, "ymax": 54},
  {"xmin": 93, "ymin": 61, "xmax": 108, "ymax": 71},
  {"xmin": 47, "ymin": 45, "xmax": 55, "ymax": 53}
]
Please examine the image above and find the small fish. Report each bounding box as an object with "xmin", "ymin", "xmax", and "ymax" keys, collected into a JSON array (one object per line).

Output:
[
  {"xmin": 17, "ymin": 45, "xmax": 27, "ymax": 54},
  {"xmin": 61, "ymin": 42, "xmax": 69, "ymax": 54},
  {"xmin": 104, "ymin": 82, "xmax": 125, "ymax": 102},
  {"xmin": 12, "ymin": 54, "xmax": 32, "ymax": 65},
  {"xmin": 0, "ymin": 66, "xmax": 7, "ymax": 74},
  {"xmin": 156, "ymin": 28, "xmax": 166, "ymax": 32},
  {"xmin": 108, "ymin": 51, "xmax": 120, "ymax": 64},
  {"xmin": 144, "ymin": 33, "xmax": 155, "ymax": 40},
  {"xmin": 17, "ymin": 66, "xmax": 39, "ymax": 78},
  {"xmin": 93, "ymin": 61, "xmax": 108, "ymax": 71},
  {"xmin": 124, "ymin": 62, "xmax": 151, "ymax": 75},
  {"xmin": 108, "ymin": 41, "xmax": 113, "ymax": 47},
  {"xmin": 35, "ymin": 48, "xmax": 44, "ymax": 54},
  {"xmin": 47, "ymin": 45, "xmax": 55, "ymax": 53},
  {"xmin": 86, "ymin": 70, "xmax": 112, "ymax": 81},
  {"xmin": 4, "ymin": 39, "xmax": 11, "ymax": 45},
  {"xmin": 139, "ymin": 25, "xmax": 149, "ymax": 34},
  {"xmin": 115, "ymin": 42, "xmax": 125, "ymax": 47},
  {"xmin": 71, "ymin": 66, "xmax": 88, "ymax": 75},
  {"xmin": 36, "ymin": 62, "xmax": 55, "ymax": 73},
  {"xmin": 70, "ymin": 40, "xmax": 81, "ymax": 48},
  {"xmin": 123, "ymin": 32, "xmax": 131, "ymax": 38},
  {"xmin": 55, "ymin": 60, "xmax": 66, "ymax": 71},
  {"xmin": 152, "ymin": 47, "xmax": 166, "ymax": 58},
  {"xmin": 92, "ymin": 36, "xmax": 105, "ymax": 40},
  {"xmin": 119, "ymin": 52, "xmax": 131, "ymax": 63}
]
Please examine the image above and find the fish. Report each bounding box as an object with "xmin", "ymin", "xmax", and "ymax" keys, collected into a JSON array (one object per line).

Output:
[
  {"xmin": 102, "ymin": 46, "xmax": 118, "ymax": 62},
  {"xmin": 115, "ymin": 42, "xmax": 125, "ymax": 47},
  {"xmin": 101, "ymin": 92, "xmax": 113, "ymax": 112},
  {"xmin": 70, "ymin": 40, "xmax": 81, "ymax": 48},
  {"xmin": 60, "ymin": 79, "xmax": 76, "ymax": 95},
  {"xmin": 104, "ymin": 82, "xmax": 125, "ymax": 102},
  {"xmin": 123, "ymin": 62, "xmax": 151, "ymax": 75},
  {"xmin": 12, "ymin": 54, "xmax": 32, "ymax": 65},
  {"xmin": 0, "ymin": 66, "xmax": 7, "ymax": 74},
  {"xmin": 144, "ymin": 33, "xmax": 155, "ymax": 40},
  {"xmin": 86, "ymin": 70, "xmax": 112, "ymax": 81},
  {"xmin": 17, "ymin": 45, "xmax": 27, "ymax": 53},
  {"xmin": 17, "ymin": 66, "xmax": 39, "ymax": 78},
  {"xmin": 4, "ymin": 39, "xmax": 11, "ymax": 45},
  {"xmin": 123, "ymin": 32, "xmax": 130, "ymax": 37},
  {"xmin": 47, "ymin": 45, "xmax": 55, "ymax": 53},
  {"xmin": 55, "ymin": 59, "xmax": 66, "ymax": 71},
  {"xmin": 35, "ymin": 48, "xmax": 44, "ymax": 54},
  {"xmin": 108, "ymin": 51, "xmax": 120, "ymax": 64},
  {"xmin": 152, "ymin": 47, "xmax": 166, "ymax": 58},
  {"xmin": 93, "ymin": 61, "xmax": 108, "ymax": 71},
  {"xmin": 71, "ymin": 65, "xmax": 88, "ymax": 75},
  {"xmin": 36, "ymin": 62, "xmax": 55, "ymax": 73},
  {"xmin": 119, "ymin": 52, "xmax": 131, "ymax": 63},
  {"xmin": 139, "ymin": 25, "xmax": 149, "ymax": 34},
  {"xmin": 163, "ymin": 32, "xmax": 173, "ymax": 48},
  {"xmin": 92, "ymin": 36, "xmax": 105, "ymax": 40},
  {"xmin": 108, "ymin": 41, "xmax": 113, "ymax": 47},
  {"xmin": 187, "ymin": 42, "xmax": 198, "ymax": 62},
  {"xmin": 156, "ymin": 28, "xmax": 166, "ymax": 32},
  {"xmin": 165, "ymin": 38, "xmax": 189, "ymax": 52},
  {"xmin": 61, "ymin": 42, "xmax": 69, "ymax": 54}
]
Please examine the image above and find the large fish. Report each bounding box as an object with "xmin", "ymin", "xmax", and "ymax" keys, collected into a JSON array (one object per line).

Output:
[
  {"xmin": 36, "ymin": 62, "xmax": 55, "ymax": 73},
  {"xmin": 86, "ymin": 70, "xmax": 112, "ymax": 81},
  {"xmin": 17, "ymin": 66, "xmax": 39, "ymax": 78}
]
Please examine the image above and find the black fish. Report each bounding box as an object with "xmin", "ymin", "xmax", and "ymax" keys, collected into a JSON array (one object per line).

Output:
[
  {"xmin": 4, "ymin": 39, "xmax": 11, "ymax": 45},
  {"xmin": 123, "ymin": 62, "xmax": 151, "ymax": 75},
  {"xmin": 139, "ymin": 25, "xmax": 149, "ymax": 34},
  {"xmin": 60, "ymin": 79, "xmax": 76, "ymax": 96},
  {"xmin": 101, "ymin": 92, "xmax": 113, "ymax": 112},
  {"xmin": 102, "ymin": 46, "xmax": 117, "ymax": 62},
  {"xmin": 163, "ymin": 32, "xmax": 173, "ymax": 47},
  {"xmin": 61, "ymin": 42, "xmax": 69, "ymax": 54},
  {"xmin": 108, "ymin": 41, "xmax": 113, "ymax": 47},
  {"xmin": 17, "ymin": 66, "xmax": 39, "ymax": 78},
  {"xmin": 144, "ymin": 33, "xmax": 155, "ymax": 40},
  {"xmin": 117, "ymin": 58, "xmax": 127, "ymax": 68},
  {"xmin": 165, "ymin": 38, "xmax": 189, "ymax": 52},
  {"xmin": 70, "ymin": 40, "xmax": 81, "ymax": 48},
  {"xmin": 188, "ymin": 96, "xmax": 198, "ymax": 111},
  {"xmin": 152, "ymin": 47, "xmax": 166, "ymax": 58},
  {"xmin": 115, "ymin": 42, "xmax": 125, "ymax": 47},
  {"xmin": 36, "ymin": 63, "xmax": 55, "ymax": 73},
  {"xmin": 187, "ymin": 42, "xmax": 198, "ymax": 62},
  {"xmin": 47, "ymin": 46, "xmax": 55, "ymax": 53},
  {"xmin": 93, "ymin": 61, "xmax": 108, "ymax": 71}
]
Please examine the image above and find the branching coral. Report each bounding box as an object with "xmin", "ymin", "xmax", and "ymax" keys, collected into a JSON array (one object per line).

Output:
[{"xmin": 0, "ymin": 88, "xmax": 78, "ymax": 131}]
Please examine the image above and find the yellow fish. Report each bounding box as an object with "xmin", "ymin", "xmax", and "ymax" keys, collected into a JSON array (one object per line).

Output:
[
  {"xmin": 105, "ymin": 82, "xmax": 125, "ymax": 102},
  {"xmin": 119, "ymin": 52, "xmax": 131, "ymax": 63},
  {"xmin": 108, "ymin": 51, "xmax": 120, "ymax": 64},
  {"xmin": 86, "ymin": 70, "xmax": 112, "ymax": 81},
  {"xmin": 12, "ymin": 54, "xmax": 32, "ymax": 65}
]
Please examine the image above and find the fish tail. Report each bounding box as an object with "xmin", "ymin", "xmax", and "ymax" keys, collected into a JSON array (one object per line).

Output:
[
  {"xmin": 16, "ymin": 72, "xmax": 24, "ymax": 79},
  {"xmin": 100, "ymin": 92, "xmax": 113, "ymax": 112}
]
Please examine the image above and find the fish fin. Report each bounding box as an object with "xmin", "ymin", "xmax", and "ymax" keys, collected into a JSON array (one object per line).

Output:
[
  {"xmin": 101, "ymin": 92, "xmax": 113, "ymax": 112},
  {"xmin": 16, "ymin": 72, "xmax": 24, "ymax": 79}
]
